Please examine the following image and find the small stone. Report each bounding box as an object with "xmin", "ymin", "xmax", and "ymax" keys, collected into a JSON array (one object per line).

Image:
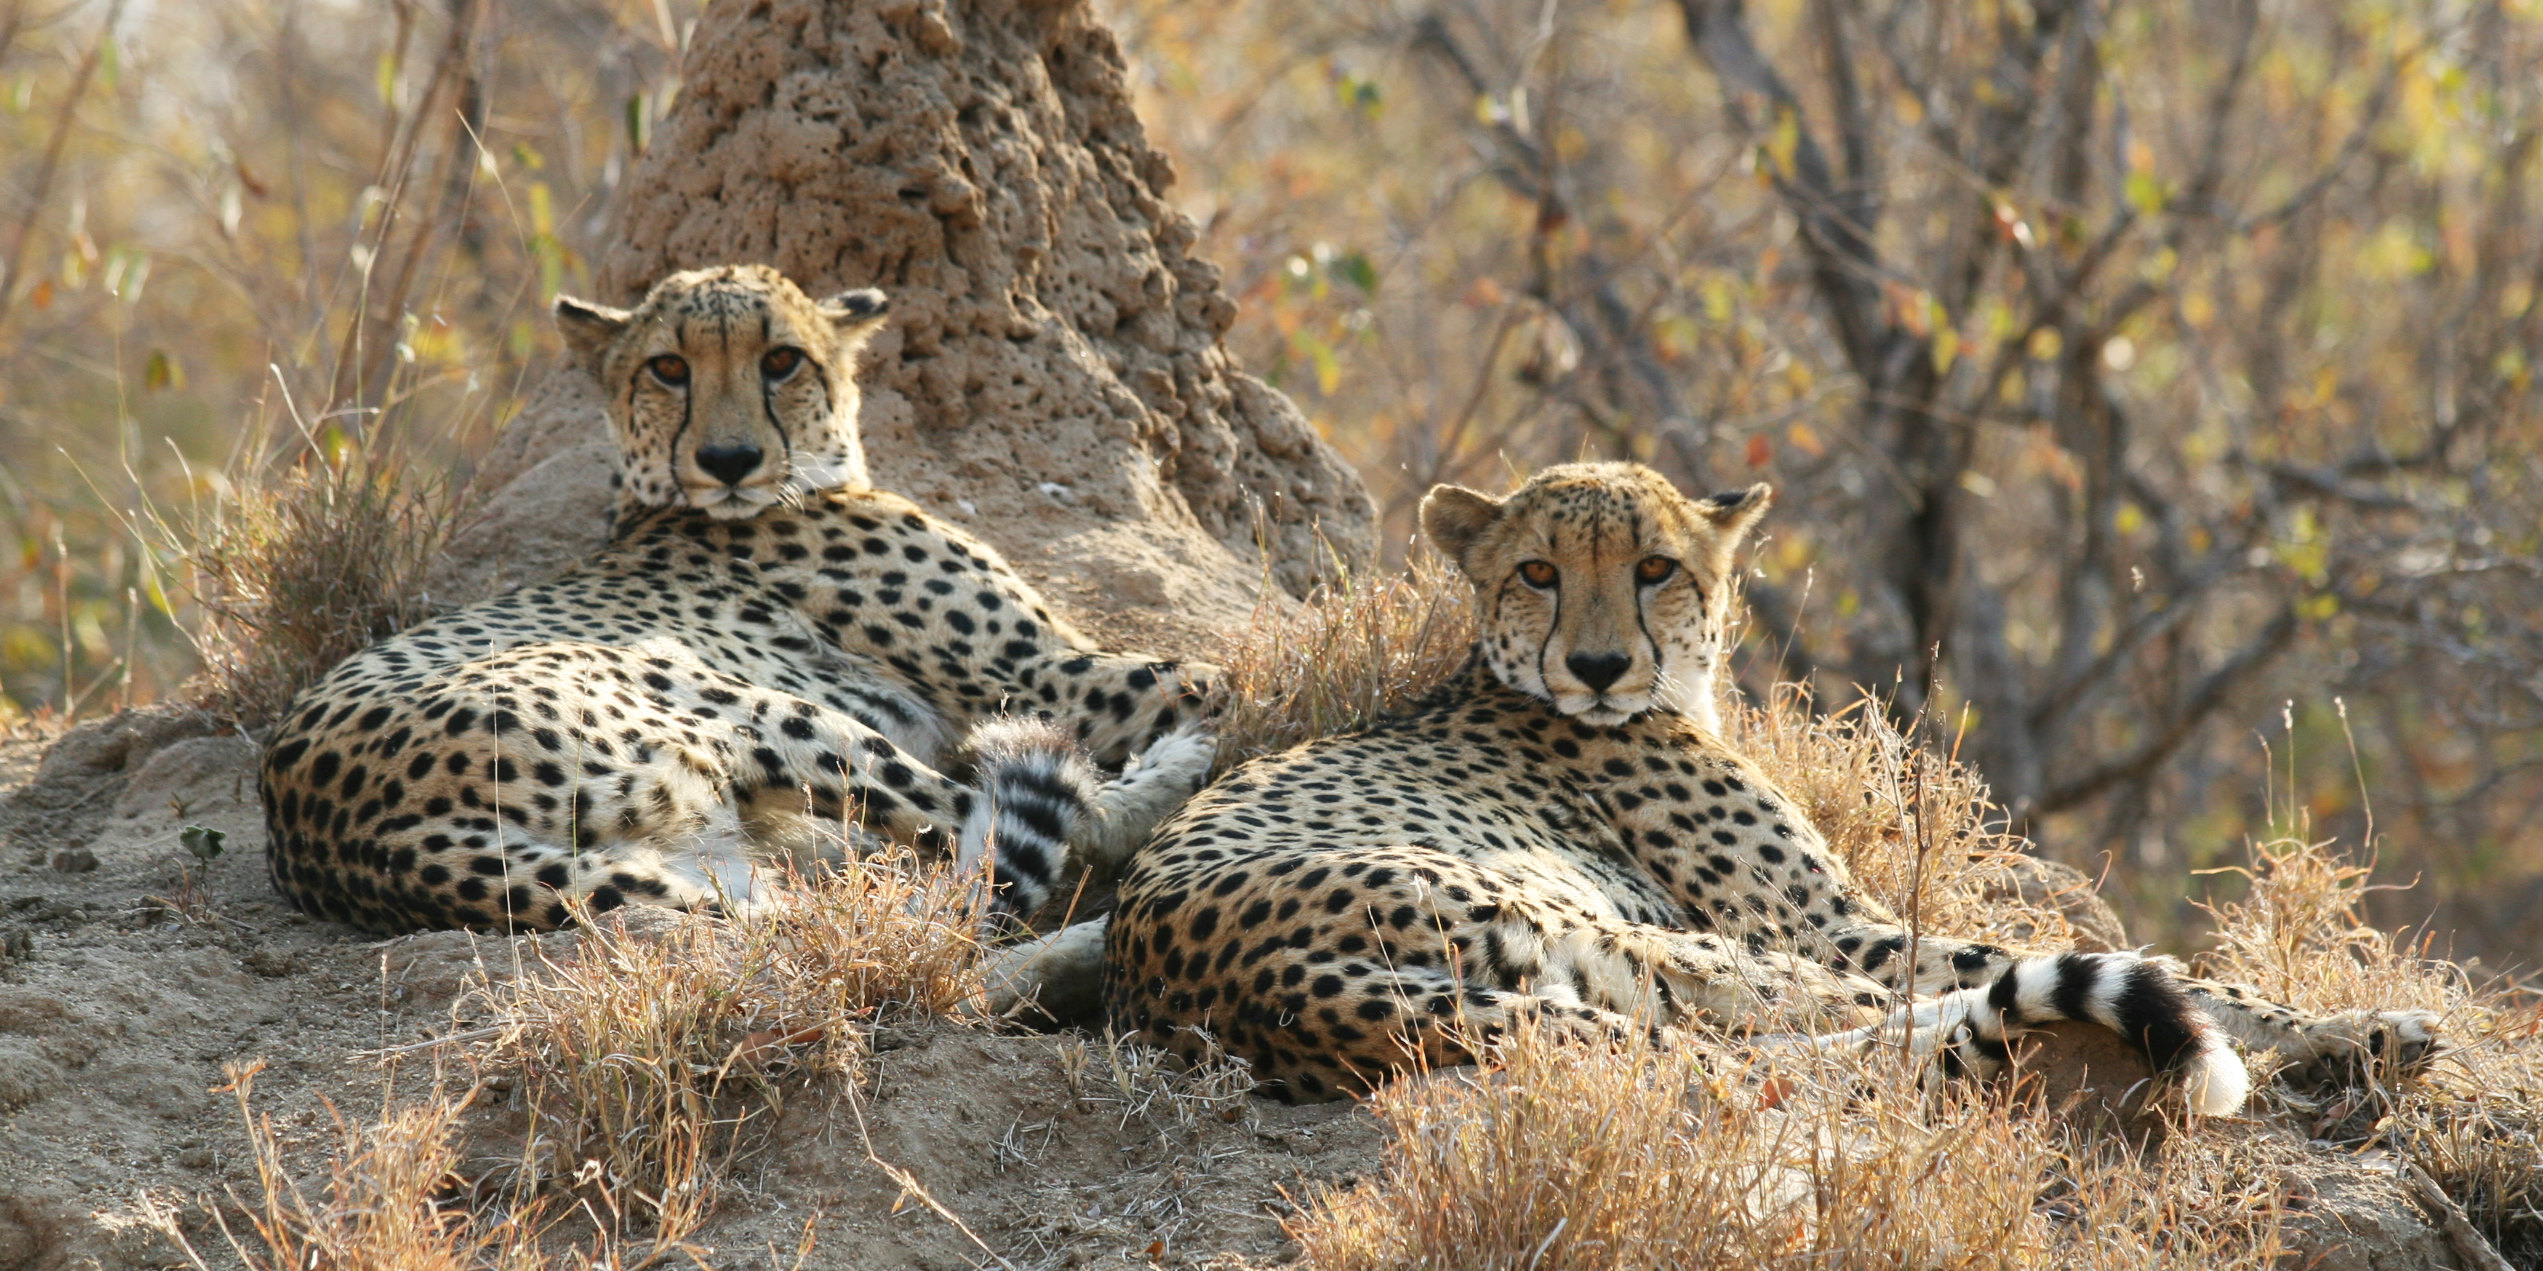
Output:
[
  {"xmin": 241, "ymin": 947, "xmax": 296, "ymax": 978},
  {"xmin": 174, "ymin": 1146, "xmax": 213, "ymax": 1170},
  {"xmin": 49, "ymin": 848, "xmax": 97, "ymax": 874}
]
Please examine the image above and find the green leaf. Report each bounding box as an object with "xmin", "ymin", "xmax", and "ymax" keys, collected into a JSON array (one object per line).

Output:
[
  {"xmin": 626, "ymin": 93, "xmax": 651, "ymax": 153},
  {"xmin": 1332, "ymin": 250, "xmax": 1379, "ymax": 293},
  {"xmin": 181, "ymin": 825, "xmax": 226, "ymax": 865}
]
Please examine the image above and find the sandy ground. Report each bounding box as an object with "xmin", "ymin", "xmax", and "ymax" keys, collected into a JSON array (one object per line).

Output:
[{"xmin": 0, "ymin": 707, "xmax": 2491, "ymax": 1270}]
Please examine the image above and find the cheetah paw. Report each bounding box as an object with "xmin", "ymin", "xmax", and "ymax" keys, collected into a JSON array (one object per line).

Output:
[
  {"xmin": 2295, "ymin": 1008, "xmax": 2446, "ymax": 1083},
  {"xmin": 1076, "ymin": 723, "xmax": 1218, "ymax": 871},
  {"xmin": 1126, "ymin": 721, "xmax": 1218, "ymax": 784},
  {"xmin": 978, "ymin": 917, "xmax": 1111, "ymax": 1021}
]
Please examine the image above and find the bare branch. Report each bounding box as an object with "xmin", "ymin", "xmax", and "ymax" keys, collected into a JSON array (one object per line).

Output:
[{"xmin": 2037, "ymin": 607, "xmax": 2300, "ymax": 814}]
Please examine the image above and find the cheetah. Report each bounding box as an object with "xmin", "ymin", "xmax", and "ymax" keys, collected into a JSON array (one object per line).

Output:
[
  {"xmin": 1102, "ymin": 462, "xmax": 2442, "ymax": 1106},
  {"xmin": 261, "ymin": 264, "xmax": 1212, "ymax": 934}
]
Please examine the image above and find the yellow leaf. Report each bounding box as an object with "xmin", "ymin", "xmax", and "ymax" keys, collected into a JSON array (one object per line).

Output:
[
  {"xmin": 1786, "ymin": 422, "xmax": 1826, "ymax": 457},
  {"xmin": 1702, "ymin": 278, "xmax": 1734, "ymax": 325},
  {"xmin": 2026, "ymin": 328, "xmax": 2063, "ymax": 361},
  {"xmin": 1931, "ymin": 325, "xmax": 1959, "ymax": 375},
  {"xmin": 1765, "ymin": 107, "xmax": 1800, "ymax": 180}
]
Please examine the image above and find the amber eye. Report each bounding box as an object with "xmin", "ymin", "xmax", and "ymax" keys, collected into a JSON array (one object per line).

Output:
[
  {"xmin": 646, "ymin": 354, "xmax": 690, "ymax": 385},
  {"xmin": 1518, "ymin": 560, "xmax": 1558, "ymax": 589},
  {"xmin": 1636, "ymin": 555, "xmax": 1678, "ymax": 585},
  {"xmin": 761, "ymin": 346, "xmax": 804, "ymax": 379}
]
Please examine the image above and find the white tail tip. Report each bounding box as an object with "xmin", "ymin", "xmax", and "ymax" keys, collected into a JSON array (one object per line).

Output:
[{"xmin": 2181, "ymin": 1042, "xmax": 2251, "ymax": 1116}]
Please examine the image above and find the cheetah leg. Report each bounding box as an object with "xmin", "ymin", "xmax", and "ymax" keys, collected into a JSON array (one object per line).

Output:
[
  {"xmin": 2174, "ymin": 976, "xmax": 2444, "ymax": 1085},
  {"xmin": 1069, "ymin": 723, "xmax": 1217, "ymax": 873},
  {"xmin": 979, "ymin": 917, "xmax": 1111, "ymax": 1021},
  {"xmin": 999, "ymin": 650, "xmax": 1217, "ymax": 765},
  {"xmin": 446, "ymin": 803, "xmax": 785, "ymax": 930},
  {"xmin": 1802, "ymin": 923, "xmax": 2249, "ymax": 1110}
]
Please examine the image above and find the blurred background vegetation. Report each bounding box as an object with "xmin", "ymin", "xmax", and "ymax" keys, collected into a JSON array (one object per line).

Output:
[{"xmin": 2, "ymin": 0, "xmax": 2538, "ymax": 962}]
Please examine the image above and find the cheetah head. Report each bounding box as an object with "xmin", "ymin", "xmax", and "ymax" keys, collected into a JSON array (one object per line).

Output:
[
  {"xmin": 556, "ymin": 264, "xmax": 889, "ymax": 522},
  {"xmin": 1421, "ymin": 462, "xmax": 1770, "ymax": 730}
]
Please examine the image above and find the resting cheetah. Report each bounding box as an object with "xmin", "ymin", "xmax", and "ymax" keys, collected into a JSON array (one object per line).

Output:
[
  {"xmin": 262, "ymin": 264, "xmax": 1212, "ymax": 933},
  {"xmin": 1102, "ymin": 462, "xmax": 2440, "ymax": 1105}
]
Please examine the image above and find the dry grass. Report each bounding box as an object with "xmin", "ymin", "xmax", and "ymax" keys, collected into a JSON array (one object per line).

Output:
[
  {"xmin": 1206, "ymin": 548, "xmax": 1475, "ymax": 774},
  {"xmin": 1729, "ymin": 681, "xmax": 2101, "ymax": 952},
  {"xmin": 1054, "ymin": 1029, "xmax": 1259, "ymax": 1135},
  {"xmin": 1287, "ymin": 1023, "xmax": 2292, "ymax": 1271},
  {"xmin": 2194, "ymin": 835, "xmax": 2543, "ymax": 1262},
  {"xmin": 147, "ymin": 1060, "xmax": 549, "ymax": 1271},
  {"xmin": 164, "ymin": 432, "xmax": 462, "ymax": 727},
  {"xmin": 471, "ymin": 850, "xmax": 985, "ymax": 1246},
  {"xmin": 144, "ymin": 853, "xmax": 989, "ymax": 1270}
]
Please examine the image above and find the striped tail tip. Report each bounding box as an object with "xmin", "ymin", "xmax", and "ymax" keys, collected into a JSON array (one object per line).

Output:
[
  {"xmin": 2095, "ymin": 954, "xmax": 2249, "ymax": 1115},
  {"xmin": 958, "ymin": 715, "xmax": 1102, "ymax": 922},
  {"xmin": 2006, "ymin": 952, "xmax": 2251, "ymax": 1116}
]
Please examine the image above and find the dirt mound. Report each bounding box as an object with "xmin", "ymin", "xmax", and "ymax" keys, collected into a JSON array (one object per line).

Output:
[{"xmin": 435, "ymin": 0, "xmax": 1373, "ymax": 658}]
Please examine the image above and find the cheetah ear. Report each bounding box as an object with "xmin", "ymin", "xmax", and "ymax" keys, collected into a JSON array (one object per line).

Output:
[
  {"xmin": 1420, "ymin": 484, "xmax": 1505, "ymax": 568},
  {"xmin": 817, "ymin": 288, "xmax": 891, "ymax": 352},
  {"xmin": 555, "ymin": 295, "xmax": 633, "ymax": 374},
  {"xmin": 1695, "ymin": 482, "xmax": 1773, "ymax": 550}
]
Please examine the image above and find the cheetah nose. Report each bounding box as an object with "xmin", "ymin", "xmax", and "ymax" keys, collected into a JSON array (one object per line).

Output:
[
  {"xmin": 1565, "ymin": 651, "xmax": 1632, "ymax": 693},
  {"xmin": 695, "ymin": 443, "xmax": 764, "ymax": 487}
]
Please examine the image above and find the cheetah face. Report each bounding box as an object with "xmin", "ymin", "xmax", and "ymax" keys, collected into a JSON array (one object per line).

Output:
[
  {"xmin": 1421, "ymin": 463, "xmax": 1770, "ymax": 730},
  {"xmin": 556, "ymin": 264, "xmax": 889, "ymax": 523}
]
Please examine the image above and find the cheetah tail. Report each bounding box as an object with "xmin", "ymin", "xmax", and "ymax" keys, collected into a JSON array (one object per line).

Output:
[
  {"xmin": 1996, "ymin": 953, "xmax": 2251, "ymax": 1116},
  {"xmin": 957, "ymin": 715, "xmax": 1103, "ymax": 926}
]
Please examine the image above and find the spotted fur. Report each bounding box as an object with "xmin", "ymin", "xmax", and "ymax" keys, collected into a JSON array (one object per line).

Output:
[
  {"xmin": 260, "ymin": 265, "xmax": 1216, "ymax": 933},
  {"xmin": 1106, "ymin": 463, "xmax": 2437, "ymax": 1105}
]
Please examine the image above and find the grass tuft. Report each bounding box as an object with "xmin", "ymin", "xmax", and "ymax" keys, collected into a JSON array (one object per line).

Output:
[
  {"xmin": 1287, "ymin": 1023, "xmax": 2292, "ymax": 1270},
  {"xmin": 2195, "ymin": 834, "xmax": 2543, "ymax": 1262},
  {"xmin": 168, "ymin": 435, "xmax": 460, "ymax": 727},
  {"xmin": 1207, "ymin": 549, "xmax": 1475, "ymax": 775},
  {"xmin": 153, "ymin": 1060, "xmax": 548, "ymax": 1271},
  {"xmin": 473, "ymin": 850, "xmax": 985, "ymax": 1242}
]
